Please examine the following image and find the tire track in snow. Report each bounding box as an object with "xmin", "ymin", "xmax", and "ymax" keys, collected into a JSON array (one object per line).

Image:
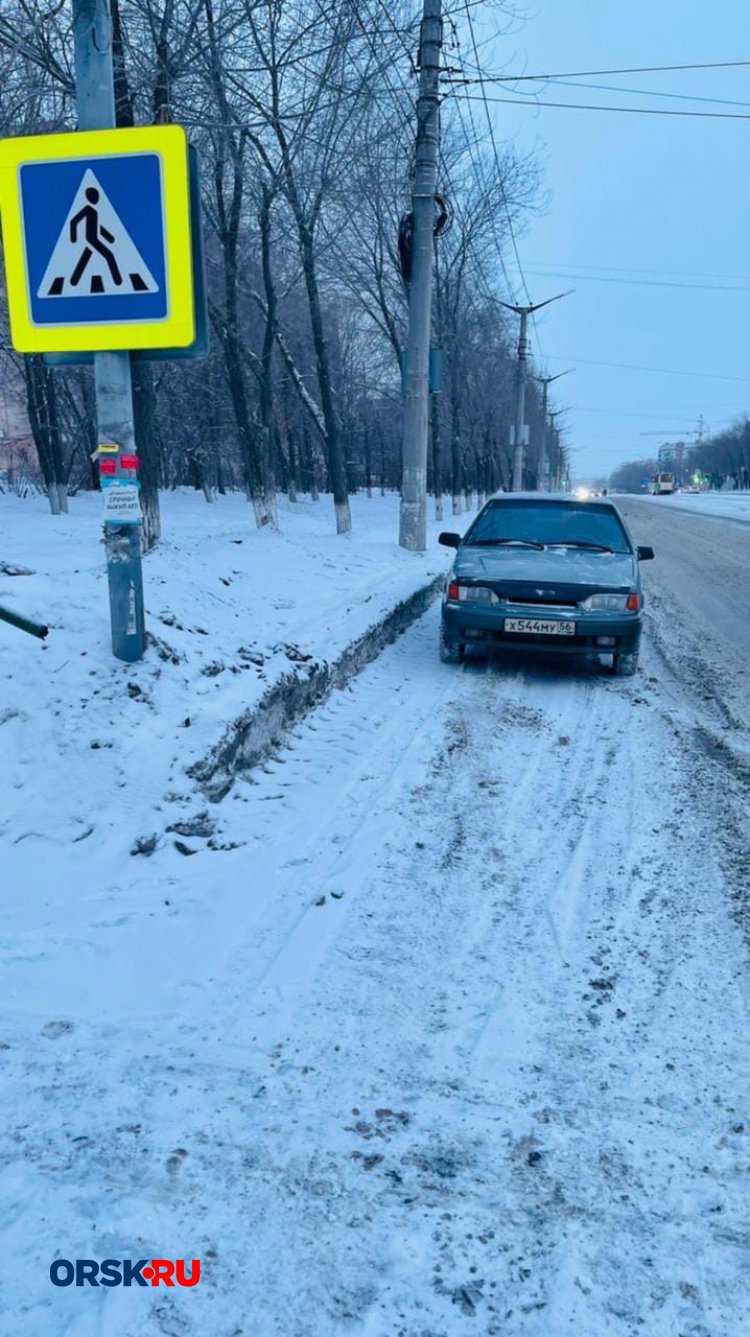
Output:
[
  {"xmin": 206, "ymin": 615, "xmax": 467, "ymax": 1053},
  {"xmin": 7, "ymin": 605, "xmax": 746, "ymax": 1337}
]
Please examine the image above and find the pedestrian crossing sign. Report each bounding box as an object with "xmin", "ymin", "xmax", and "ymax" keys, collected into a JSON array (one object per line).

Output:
[{"xmin": 0, "ymin": 125, "xmax": 195, "ymax": 353}]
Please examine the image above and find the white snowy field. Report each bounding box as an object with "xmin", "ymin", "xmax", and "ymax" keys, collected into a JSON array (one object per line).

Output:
[{"xmin": 1, "ymin": 491, "xmax": 749, "ymax": 1336}]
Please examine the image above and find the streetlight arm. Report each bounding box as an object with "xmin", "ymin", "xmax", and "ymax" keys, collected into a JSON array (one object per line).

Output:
[{"xmin": 528, "ymin": 288, "xmax": 576, "ymax": 314}]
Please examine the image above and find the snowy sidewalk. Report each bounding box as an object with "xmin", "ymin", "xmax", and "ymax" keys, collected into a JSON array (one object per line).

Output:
[
  {"xmin": 1, "ymin": 490, "xmax": 464, "ymax": 852},
  {"xmin": 2, "ymin": 597, "xmax": 748, "ymax": 1335}
]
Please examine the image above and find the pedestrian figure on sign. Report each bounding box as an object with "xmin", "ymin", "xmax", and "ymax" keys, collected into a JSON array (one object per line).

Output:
[{"xmin": 69, "ymin": 187, "xmax": 123, "ymax": 288}]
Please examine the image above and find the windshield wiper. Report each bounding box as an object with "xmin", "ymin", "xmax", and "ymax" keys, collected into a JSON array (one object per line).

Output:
[
  {"xmin": 469, "ymin": 538, "xmax": 545, "ymax": 550},
  {"xmin": 548, "ymin": 540, "xmax": 614, "ymax": 553}
]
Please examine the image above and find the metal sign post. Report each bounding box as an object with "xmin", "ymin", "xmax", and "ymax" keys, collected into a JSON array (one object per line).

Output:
[
  {"xmin": 73, "ymin": 0, "xmax": 146, "ymax": 662},
  {"xmin": 93, "ymin": 356, "xmax": 146, "ymax": 662},
  {"xmin": 0, "ymin": 1, "xmax": 194, "ymax": 661}
]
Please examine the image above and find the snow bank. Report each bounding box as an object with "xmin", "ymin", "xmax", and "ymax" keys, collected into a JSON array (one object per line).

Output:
[
  {"xmin": 630, "ymin": 491, "xmax": 750, "ymax": 523},
  {"xmin": 1, "ymin": 490, "xmax": 468, "ymax": 837}
]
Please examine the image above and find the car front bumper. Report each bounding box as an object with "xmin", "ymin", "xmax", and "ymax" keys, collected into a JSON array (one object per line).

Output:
[{"xmin": 441, "ymin": 600, "xmax": 642, "ymax": 655}]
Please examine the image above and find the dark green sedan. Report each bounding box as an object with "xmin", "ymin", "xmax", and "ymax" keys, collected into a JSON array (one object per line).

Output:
[{"xmin": 439, "ymin": 492, "xmax": 654, "ymax": 676}]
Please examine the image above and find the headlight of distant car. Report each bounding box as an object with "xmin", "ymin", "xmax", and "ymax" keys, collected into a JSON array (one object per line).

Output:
[
  {"xmin": 446, "ymin": 582, "xmax": 500, "ymax": 604},
  {"xmin": 579, "ymin": 592, "xmax": 641, "ymax": 611}
]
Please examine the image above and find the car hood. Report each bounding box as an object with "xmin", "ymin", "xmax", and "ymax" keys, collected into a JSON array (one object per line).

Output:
[{"xmin": 453, "ymin": 546, "xmax": 637, "ymax": 594}]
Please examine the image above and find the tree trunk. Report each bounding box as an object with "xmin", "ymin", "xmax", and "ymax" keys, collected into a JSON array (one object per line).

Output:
[
  {"xmin": 258, "ymin": 184, "xmax": 279, "ymax": 527},
  {"xmin": 24, "ymin": 359, "xmax": 62, "ymax": 515},
  {"xmin": 363, "ymin": 422, "xmax": 372, "ymax": 499},
  {"xmin": 296, "ymin": 219, "xmax": 351, "ymax": 533},
  {"xmin": 450, "ymin": 366, "xmax": 462, "ymax": 515},
  {"xmin": 45, "ymin": 371, "xmax": 68, "ymax": 512},
  {"xmin": 214, "ymin": 150, "xmax": 272, "ymax": 526},
  {"xmin": 130, "ymin": 361, "xmax": 161, "ymax": 551},
  {"xmin": 288, "ymin": 427, "xmax": 299, "ymax": 502},
  {"xmin": 431, "ymin": 391, "xmax": 443, "ymax": 520}
]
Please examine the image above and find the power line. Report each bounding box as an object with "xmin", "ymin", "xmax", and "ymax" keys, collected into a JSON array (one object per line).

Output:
[
  {"xmin": 519, "ymin": 259, "xmax": 750, "ymax": 282},
  {"xmin": 524, "ymin": 78, "xmax": 750, "ymax": 111},
  {"xmin": 519, "ymin": 269, "xmax": 750, "ymax": 294},
  {"xmin": 462, "ymin": 59, "xmax": 750, "ymax": 83},
  {"xmin": 443, "ymin": 18, "xmax": 518, "ymax": 301},
  {"xmin": 459, "ymin": 2, "xmax": 531, "ymax": 301},
  {"xmin": 571, "ymin": 406, "xmax": 731, "ymax": 419},
  {"xmin": 545, "ymin": 354, "xmax": 750, "ymax": 383},
  {"xmin": 456, "ymin": 92, "xmax": 750, "ymax": 121},
  {"xmin": 458, "ymin": 0, "xmax": 547, "ymax": 368}
]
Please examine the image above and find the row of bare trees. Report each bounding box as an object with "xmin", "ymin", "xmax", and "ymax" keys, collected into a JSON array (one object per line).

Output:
[
  {"xmin": 0, "ymin": 0, "xmax": 568, "ymax": 546},
  {"xmin": 609, "ymin": 419, "xmax": 750, "ymax": 493},
  {"xmin": 688, "ymin": 421, "xmax": 750, "ymax": 490}
]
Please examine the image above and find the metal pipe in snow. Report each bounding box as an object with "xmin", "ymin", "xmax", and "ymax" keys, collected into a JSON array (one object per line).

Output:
[{"xmin": 0, "ymin": 605, "xmax": 49, "ymax": 639}]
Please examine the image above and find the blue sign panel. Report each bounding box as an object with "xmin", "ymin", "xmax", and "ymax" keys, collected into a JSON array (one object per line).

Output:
[{"xmin": 19, "ymin": 153, "xmax": 168, "ymax": 328}]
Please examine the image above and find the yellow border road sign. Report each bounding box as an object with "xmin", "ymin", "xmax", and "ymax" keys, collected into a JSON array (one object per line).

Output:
[{"xmin": 0, "ymin": 125, "xmax": 194, "ymax": 353}]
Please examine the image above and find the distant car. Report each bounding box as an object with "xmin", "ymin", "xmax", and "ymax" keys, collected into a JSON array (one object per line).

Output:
[
  {"xmin": 681, "ymin": 484, "xmax": 701, "ymax": 494},
  {"xmin": 438, "ymin": 492, "xmax": 654, "ymax": 676}
]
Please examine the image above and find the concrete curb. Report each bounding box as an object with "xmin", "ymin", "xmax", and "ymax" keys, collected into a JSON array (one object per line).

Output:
[{"xmin": 188, "ymin": 573, "xmax": 444, "ymax": 801}]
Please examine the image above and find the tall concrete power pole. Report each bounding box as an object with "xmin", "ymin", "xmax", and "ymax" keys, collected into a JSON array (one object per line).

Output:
[
  {"xmin": 534, "ymin": 369, "xmax": 573, "ymax": 491},
  {"xmin": 72, "ymin": 0, "xmax": 146, "ymax": 662},
  {"xmin": 399, "ymin": 0, "xmax": 442, "ymax": 552},
  {"xmin": 496, "ymin": 291, "xmax": 573, "ymax": 492}
]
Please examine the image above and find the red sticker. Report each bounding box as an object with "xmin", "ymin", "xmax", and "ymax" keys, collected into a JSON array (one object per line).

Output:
[
  {"xmin": 99, "ymin": 459, "xmax": 117, "ymax": 475},
  {"xmin": 120, "ymin": 455, "xmax": 139, "ymax": 470}
]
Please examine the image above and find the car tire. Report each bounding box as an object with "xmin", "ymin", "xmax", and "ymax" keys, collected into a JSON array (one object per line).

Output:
[
  {"xmin": 613, "ymin": 651, "xmax": 639, "ymax": 677},
  {"xmin": 439, "ymin": 626, "xmax": 464, "ymax": 664}
]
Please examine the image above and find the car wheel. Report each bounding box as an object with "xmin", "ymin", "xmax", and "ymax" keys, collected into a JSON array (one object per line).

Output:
[
  {"xmin": 613, "ymin": 651, "xmax": 639, "ymax": 677},
  {"xmin": 439, "ymin": 626, "xmax": 464, "ymax": 664}
]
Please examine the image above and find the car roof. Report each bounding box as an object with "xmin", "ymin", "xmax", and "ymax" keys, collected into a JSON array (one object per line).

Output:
[{"xmin": 485, "ymin": 490, "xmax": 618, "ymax": 507}]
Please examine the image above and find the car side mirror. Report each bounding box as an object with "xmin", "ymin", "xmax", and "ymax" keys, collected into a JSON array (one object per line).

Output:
[
  {"xmin": 637, "ymin": 546, "xmax": 655, "ymax": 561},
  {"xmin": 438, "ymin": 532, "xmax": 461, "ymax": 549}
]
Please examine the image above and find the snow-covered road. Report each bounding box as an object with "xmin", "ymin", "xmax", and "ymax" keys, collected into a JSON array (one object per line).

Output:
[
  {"xmin": 3, "ymin": 568, "xmax": 748, "ymax": 1334},
  {"xmin": 619, "ymin": 497, "xmax": 750, "ymax": 739}
]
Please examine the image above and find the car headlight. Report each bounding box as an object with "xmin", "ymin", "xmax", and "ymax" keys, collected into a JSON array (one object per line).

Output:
[
  {"xmin": 446, "ymin": 582, "xmax": 499, "ymax": 604},
  {"xmin": 580, "ymin": 592, "xmax": 640, "ymax": 611}
]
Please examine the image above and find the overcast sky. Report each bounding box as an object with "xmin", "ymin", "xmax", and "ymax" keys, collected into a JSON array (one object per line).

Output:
[{"xmin": 466, "ymin": 0, "xmax": 750, "ymax": 479}]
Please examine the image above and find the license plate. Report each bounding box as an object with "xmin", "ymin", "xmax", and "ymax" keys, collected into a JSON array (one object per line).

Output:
[{"xmin": 504, "ymin": 618, "xmax": 576, "ymax": 636}]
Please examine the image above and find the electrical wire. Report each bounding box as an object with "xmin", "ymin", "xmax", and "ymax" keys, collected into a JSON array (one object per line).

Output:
[
  {"xmin": 454, "ymin": 0, "xmax": 555, "ymax": 383},
  {"xmin": 457, "ymin": 92, "xmax": 750, "ymax": 121},
  {"xmin": 443, "ymin": 16, "xmax": 519, "ymax": 302},
  {"xmin": 545, "ymin": 355, "xmax": 750, "ymax": 383},
  {"xmin": 519, "ymin": 259, "xmax": 750, "ymax": 282},
  {"xmin": 460, "ymin": 8, "xmax": 567, "ymax": 389},
  {"xmin": 461, "ymin": 59, "xmax": 750, "ymax": 83},
  {"xmin": 459, "ymin": 1, "xmax": 534, "ymax": 312},
  {"xmin": 520, "ymin": 270, "xmax": 750, "ymax": 294},
  {"xmin": 512, "ymin": 78, "xmax": 750, "ymax": 111}
]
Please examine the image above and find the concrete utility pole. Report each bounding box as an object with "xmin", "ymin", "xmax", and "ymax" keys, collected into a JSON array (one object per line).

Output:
[
  {"xmin": 496, "ymin": 291, "xmax": 572, "ymax": 492},
  {"xmin": 72, "ymin": 0, "xmax": 146, "ymax": 662},
  {"xmin": 534, "ymin": 369, "xmax": 573, "ymax": 491},
  {"xmin": 399, "ymin": 0, "xmax": 442, "ymax": 552},
  {"xmin": 548, "ymin": 409, "xmax": 564, "ymax": 489}
]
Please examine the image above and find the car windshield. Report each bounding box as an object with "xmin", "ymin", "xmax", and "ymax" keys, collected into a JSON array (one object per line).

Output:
[{"xmin": 464, "ymin": 501, "xmax": 631, "ymax": 553}]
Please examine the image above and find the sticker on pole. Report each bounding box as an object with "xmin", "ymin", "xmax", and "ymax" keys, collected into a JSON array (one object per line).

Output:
[
  {"xmin": 0, "ymin": 126, "xmax": 195, "ymax": 353},
  {"xmin": 103, "ymin": 482, "xmax": 142, "ymax": 525}
]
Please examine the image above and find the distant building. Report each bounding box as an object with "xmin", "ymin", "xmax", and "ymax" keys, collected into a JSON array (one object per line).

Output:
[{"xmin": 657, "ymin": 441, "xmax": 686, "ymax": 484}]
